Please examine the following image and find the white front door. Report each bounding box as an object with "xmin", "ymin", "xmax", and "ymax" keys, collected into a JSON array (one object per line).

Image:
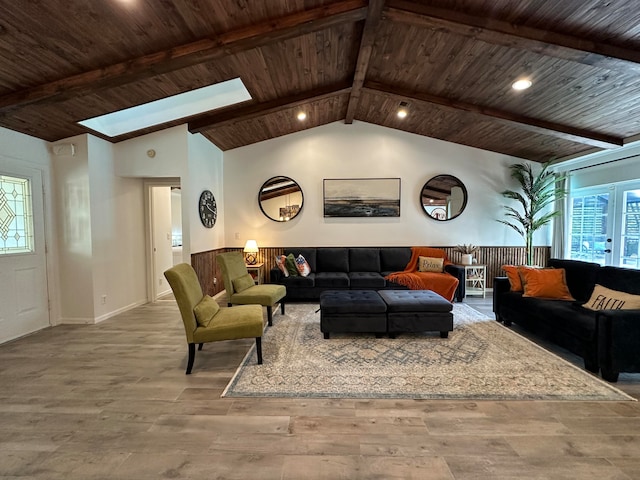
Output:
[{"xmin": 0, "ymin": 166, "xmax": 49, "ymax": 343}]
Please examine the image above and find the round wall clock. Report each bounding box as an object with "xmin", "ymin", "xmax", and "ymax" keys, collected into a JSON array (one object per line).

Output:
[{"xmin": 198, "ymin": 190, "xmax": 217, "ymax": 228}]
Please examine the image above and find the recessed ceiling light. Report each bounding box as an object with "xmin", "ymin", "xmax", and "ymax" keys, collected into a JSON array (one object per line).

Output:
[
  {"xmin": 512, "ymin": 79, "xmax": 532, "ymax": 91},
  {"xmin": 297, "ymin": 112, "xmax": 307, "ymax": 121},
  {"xmin": 397, "ymin": 101, "xmax": 408, "ymax": 119}
]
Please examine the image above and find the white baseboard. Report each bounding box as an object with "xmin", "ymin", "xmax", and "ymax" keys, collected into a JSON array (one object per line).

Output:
[{"xmin": 58, "ymin": 300, "xmax": 147, "ymax": 325}]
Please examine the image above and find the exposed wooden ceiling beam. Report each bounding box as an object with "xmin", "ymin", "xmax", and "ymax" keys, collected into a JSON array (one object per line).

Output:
[
  {"xmin": 0, "ymin": 0, "xmax": 367, "ymax": 114},
  {"xmin": 363, "ymin": 81, "xmax": 624, "ymax": 149},
  {"xmin": 386, "ymin": 0, "xmax": 640, "ymax": 74},
  {"xmin": 189, "ymin": 83, "xmax": 352, "ymax": 133},
  {"xmin": 344, "ymin": 0, "xmax": 386, "ymax": 124}
]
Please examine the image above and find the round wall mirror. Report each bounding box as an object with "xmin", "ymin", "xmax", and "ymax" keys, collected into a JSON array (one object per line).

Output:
[
  {"xmin": 420, "ymin": 174, "xmax": 468, "ymax": 221},
  {"xmin": 259, "ymin": 176, "xmax": 304, "ymax": 222}
]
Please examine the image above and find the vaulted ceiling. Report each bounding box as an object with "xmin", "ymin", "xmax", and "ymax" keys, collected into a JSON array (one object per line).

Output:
[{"xmin": 2, "ymin": 0, "xmax": 640, "ymax": 163}]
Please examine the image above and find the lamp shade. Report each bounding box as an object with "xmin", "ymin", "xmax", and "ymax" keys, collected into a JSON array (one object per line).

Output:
[
  {"xmin": 243, "ymin": 240, "xmax": 259, "ymax": 265},
  {"xmin": 243, "ymin": 240, "xmax": 259, "ymax": 253}
]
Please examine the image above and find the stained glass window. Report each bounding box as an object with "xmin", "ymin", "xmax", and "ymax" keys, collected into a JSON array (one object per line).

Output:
[{"xmin": 0, "ymin": 175, "xmax": 34, "ymax": 254}]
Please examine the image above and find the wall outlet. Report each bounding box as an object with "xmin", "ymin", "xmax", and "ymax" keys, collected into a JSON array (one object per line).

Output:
[
  {"xmin": 101, "ymin": 295, "xmax": 107, "ymax": 305},
  {"xmin": 213, "ymin": 278, "xmax": 217, "ymax": 285},
  {"xmin": 235, "ymin": 232, "xmax": 240, "ymax": 240}
]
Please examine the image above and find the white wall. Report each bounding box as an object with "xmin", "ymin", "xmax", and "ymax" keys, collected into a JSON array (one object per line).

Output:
[
  {"xmin": 223, "ymin": 121, "xmax": 533, "ymax": 248},
  {"xmin": 186, "ymin": 132, "xmax": 225, "ymax": 254},
  {"xmin": 114, "ymin": 126, "xmax": 225, "ymax": 259},
  {"xmin": 114, "ymin": 125, "xmax": 188, "ymax": 178},
  {"xmin": 51, "ymin": 134, "xmax": 148, "ymax": 323},
  {"xmin": 51, "ymin": 135, "xmax": 96, "ymax": 323},
  {"xmin": 88, "ymin": 136, "xmax": 147, "ymax": 320}
]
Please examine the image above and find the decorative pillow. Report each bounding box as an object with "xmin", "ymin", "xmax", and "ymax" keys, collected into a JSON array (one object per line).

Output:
[
  {"xmin": 418, "ymin": 256, "xmax": 444, "ymax": 273},
  {"xmin": 295, "ymin": 254, "xmax": 311, "ymax": 277},
  {"xmin": 193, "ymin": 295, "xmax": 220, "ymax": 327},
  {"xmin": 520, "ymin": 267, "xmax": 574, "ymax": 300},
  {"xmin": 502, "ymin": 265, "xmax": 523, "ymax": 292},
  {"xmin": 284, "ymin": 253, "xmax": 299, "ymax": 276},
  {"xmin": 583, "ymin": 284, "xmax": 640, "ymax": 311},
  {"xmin": 233, "ymin": 273, "xmax": 255, "ymax": 293},
  {"xmin": 275, "ymin": 255, "xmax": 289, "ymax": 277}
]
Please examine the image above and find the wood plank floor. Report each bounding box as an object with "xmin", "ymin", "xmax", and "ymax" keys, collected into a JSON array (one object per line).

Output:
[{"xmin": 1, "ymin": 296, "xmax": 639, "ymax": 479}]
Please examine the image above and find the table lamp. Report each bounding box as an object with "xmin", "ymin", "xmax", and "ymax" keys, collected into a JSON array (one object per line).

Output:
[{"xmin": 243, "ymin": 239, "xmax": 259, "ymax": 265}]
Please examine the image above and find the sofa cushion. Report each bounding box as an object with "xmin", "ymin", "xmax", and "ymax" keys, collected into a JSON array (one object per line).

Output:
[
  {"xmin": 284, "ymin": 248, "xmax": 317, "ymax": 272},
  {"xmin": 418, "ymin": 256, "xmax": 444, "ymax": 273},
  {"xmin": 284, "ymin": 253, "xmax": 299, "ymax": 276},
  {"xmin": 502, "ymin": 265, "xmax": 524, "ymax": 291},
  {"xmin": 282, "ymin": 272, "xmax": 315, "ymax": 288},
  {"xmin": 349, "ymin": 247, "xmax": 380, "ymax": 273},
  {"xmin": 295, "ymin": 254, "xmax": 311, "ymax": 276},
  {"xmin": 349, "ymin": 248, "xmax": 381, "ymax": 272},
  {"xmin": 315, "ymin": 271, "xmax": 350, "ymax": 288},
  {"xmin": 548, "ymin": 258, "xmax": 600, "ymax": 302},
  {"xmin": 317, "ymin": 248, "xmax": 349, "ymax": 273},
  {"xmin": 520, "ymin": 268, "xmax": 574, "ymax": 300},
  {"xmin": 597, "ymin": 266, "xmax": 640, "ymax": 295},
  {"xmin": 275, "ymin": 255, "xmax": 289, "ymax": 277},
  {"xmin": 583, "ymin": 284, "xmax": 640, "ymax": 310},
  {"xmin": 380, "ymin": 247, "xmax": 411, "ymax": 273},
  {"xmin": 348, "ymin": 272, "xmax": 386, "ymax": 288},
  {"xmin": 193, "ymin": 295, "xmax": 220, "ymax": 327},
  {"xmin": 500, "ymin": 292, "xmax": 595, "ymax": 340},
  {"xmin": 234, "ymin": 273, "xmax": 257, "ymax": 293}
]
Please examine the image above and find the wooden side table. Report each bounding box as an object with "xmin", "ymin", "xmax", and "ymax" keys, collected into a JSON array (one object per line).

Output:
[
  {"xmin": 245, "ymin": 262, "xmax": 264, "ymax": 285},
  {"xmin": 462, "ymin": 265, "xmax": 486, "ymax": 298}
]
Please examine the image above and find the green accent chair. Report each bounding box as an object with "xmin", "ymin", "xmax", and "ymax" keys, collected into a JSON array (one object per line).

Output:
[
  {"xmin": 164, "ymin": 263, "xmax": 264, "ymax": 374},
  {"xmin": 218, "ymin": 252, "xmax": 286, "ymax": 326}
]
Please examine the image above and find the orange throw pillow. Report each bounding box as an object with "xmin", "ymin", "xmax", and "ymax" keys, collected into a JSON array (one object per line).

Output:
[
  {"xmin": 520, "ymin": 268, "xmax": 574, "ymax": 300},
  {"xmin": 502, "ymin": 265, "xmax": 523, "ymax": 292}
]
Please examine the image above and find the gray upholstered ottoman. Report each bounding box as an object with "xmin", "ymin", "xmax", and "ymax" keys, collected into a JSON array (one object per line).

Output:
[
  {"xmin": 377, "ymin": 290, "xmax": 453, "ymax": 338},
  {"xmin": 319, "ymin": 290, "xmax": 388, "ymax": 339}
]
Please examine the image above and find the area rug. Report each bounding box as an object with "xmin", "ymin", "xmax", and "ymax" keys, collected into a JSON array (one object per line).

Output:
[{"xmin": 222, "ymin": 303, "xmax": 634, "ymax": 401}]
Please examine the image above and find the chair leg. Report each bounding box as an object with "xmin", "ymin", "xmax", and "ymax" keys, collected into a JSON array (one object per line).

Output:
[
  {"xmin": 198, "ymin": 343, "xmax": 203, "ymax": 351},
  {"xmin": 280, "ymin": 302, "xmax": 285, "ymax": 315},
  {"xmin": 267, "ymin": 306, "xmax": 273, "ymax": 326},
  {"xmin": 255, "ymin": 337, "xmax": 263, "ymax": 364},
  {"xmin": 186, "ymin": 343, "xmax": 196, "ymax": 375},
  {"xmin": 227, "ymin": 302, "xmax": 232, "ymax": 307}
]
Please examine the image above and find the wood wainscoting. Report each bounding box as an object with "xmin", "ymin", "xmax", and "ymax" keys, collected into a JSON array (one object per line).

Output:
[
  {"xmin": 191, "ymin": 246, "xmax": 551, "ymax": 295},
  {"xmin": 440, "ymin": 246, "xmax": 551, "ymax": 289},
  {"xmin": 191, "ymin": 248, "xmax": 226, "ymax": 297}
]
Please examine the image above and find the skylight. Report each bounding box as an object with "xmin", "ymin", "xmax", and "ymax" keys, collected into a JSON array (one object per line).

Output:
[{"xmin": 78, "ymin": 78, "xmax": 251, "ymax": 137}]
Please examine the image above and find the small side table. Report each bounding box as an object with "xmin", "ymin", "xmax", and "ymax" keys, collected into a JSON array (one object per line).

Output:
[
  {"xmin": 462, "ymin": 264, "xmax": 486, "ymax": 298},
  {"xmin": 245, "ymin": 262, "xmax": 264, "ymax": 285}
]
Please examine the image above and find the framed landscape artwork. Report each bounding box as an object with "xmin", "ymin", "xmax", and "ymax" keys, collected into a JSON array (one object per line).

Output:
[{"xmin": 323, "ymin": 178, "xmax": 401, "ymax": 217}]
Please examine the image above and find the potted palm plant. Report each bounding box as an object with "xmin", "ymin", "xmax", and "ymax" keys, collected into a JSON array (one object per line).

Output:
[{"xmin": 498, "ymin": 162, "xmax": 566, "ymax": 266}]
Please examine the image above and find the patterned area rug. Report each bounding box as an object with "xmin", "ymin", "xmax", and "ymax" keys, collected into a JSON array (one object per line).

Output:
[{"xmin": 223, "ymin": 303, "xmax": 633, "ymax": 400}]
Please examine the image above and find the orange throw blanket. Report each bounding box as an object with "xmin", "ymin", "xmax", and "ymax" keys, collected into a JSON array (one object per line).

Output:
[{"xmin": 384, "ymin": 247, "xmax": 459, "ymax": 301}]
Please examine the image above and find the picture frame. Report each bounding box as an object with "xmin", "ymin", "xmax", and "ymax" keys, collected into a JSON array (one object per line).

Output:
[{"xmin": 323, "ymin": 178, "xmax": 401, "ymax": 217}]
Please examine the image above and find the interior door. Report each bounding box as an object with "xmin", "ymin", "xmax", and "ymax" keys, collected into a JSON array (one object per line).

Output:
[{"xmin": 0, "ymin": 166, "xmax": 49, "ymax": 343}]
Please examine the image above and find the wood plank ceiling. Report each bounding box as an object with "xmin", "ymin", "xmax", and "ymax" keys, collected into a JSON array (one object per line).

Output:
[{"xmin": 1, "ymin": 0, "xmax": 640, "ymax": 163}]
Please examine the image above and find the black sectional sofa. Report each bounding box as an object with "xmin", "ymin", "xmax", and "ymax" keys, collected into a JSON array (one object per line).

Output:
[
  {"xmin": 270, "ymin": 247, "xmax": 465, "ymax": 302},
  {"xmin": 493, "ymin": 258, "xmax": 640, "ymax": 382}
]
